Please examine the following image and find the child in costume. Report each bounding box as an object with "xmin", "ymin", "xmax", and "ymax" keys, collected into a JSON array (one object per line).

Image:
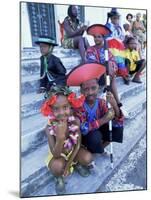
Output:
[
  {"xmin": 35, "ymin": 36, "xmax": 66, "ymax": 93},
  {"xmin": 124, "ymin": 37, "xmax": 146, "ymax": 83},
  {"xmin": 41, "ymin": 85, "xmax": 92, "ymax": 194},
  {"xmin": 105, "ymin": 8, "xmax": 130, "ymax": 84},
  {"xmin": 67, "ymin": 63, "xmax": 124, "ymax": 154},
  {"xmin": 106, "ymin": 8, "xmax": 125, "ymax": 41},
  {"xmin": 86, "ymin": 24, "xmax": 122, "ymax": 106}
]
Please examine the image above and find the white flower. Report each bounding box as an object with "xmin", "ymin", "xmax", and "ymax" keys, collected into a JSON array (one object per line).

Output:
[{"xmin": 68, "ymin": 116, "xmax": 75, "ymax": 122}]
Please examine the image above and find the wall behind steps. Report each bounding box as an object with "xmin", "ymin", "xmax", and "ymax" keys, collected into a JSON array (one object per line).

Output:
[{"xmin": 21, "ymin": 2, "xmax": 146, "ymax": 48}]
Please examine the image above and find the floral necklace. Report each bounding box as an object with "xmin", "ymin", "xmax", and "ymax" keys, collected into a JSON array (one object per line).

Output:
[
  {"xmin": 67, "ymin": 16, "xmax": 81, "ymax": 31},
  {"xmin": 47, "ymin": 115, "xmax": 79, "ymax": 151}
]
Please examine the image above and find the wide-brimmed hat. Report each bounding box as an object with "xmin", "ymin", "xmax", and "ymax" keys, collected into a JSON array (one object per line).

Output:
[
  {"xmin": 66, "ymin": 63, "xmax": 106, "ymax": 86},
  {"xmin": 35, "ymin": 36, "xmax": 58, "ymax": 46},
  {"xmin": 87, "ymin": 24, "xmax": 112, "ymax": 37},
  {"xmin": 108, "ymin": 8, "xmax": 120, "ymax": 18}
]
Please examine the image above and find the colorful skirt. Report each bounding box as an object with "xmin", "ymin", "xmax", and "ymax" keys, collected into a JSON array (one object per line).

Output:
[{"xmin": 62, "ymin": 37, "xmax": 74, "ymax": 49}]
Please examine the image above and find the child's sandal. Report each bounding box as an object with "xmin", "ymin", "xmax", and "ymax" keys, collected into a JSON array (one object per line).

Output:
[
  {"xmin": 74, "ymin": 164, "xmax": 90, "ymax": 177},
  {"xmin": 55, "ymin": 176, "xmax": 66, "ymax": 195}
]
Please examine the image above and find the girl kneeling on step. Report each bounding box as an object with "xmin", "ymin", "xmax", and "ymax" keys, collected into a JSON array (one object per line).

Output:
[{"xmin": 41, "ymin": 86, "xmax": 92, "ymax": 195}]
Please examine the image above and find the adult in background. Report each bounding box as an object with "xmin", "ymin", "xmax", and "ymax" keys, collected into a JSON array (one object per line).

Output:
[
  {"xmin": 132, "ymin": 13, "xmax": 146, "ymax": 49},
  {"xmin": 125, "ymin": 13, "xmax": 133, "ymax": 31},
  {"xmin": 62, "ymin": 5, "xmax": 89, "ymax": 63}
]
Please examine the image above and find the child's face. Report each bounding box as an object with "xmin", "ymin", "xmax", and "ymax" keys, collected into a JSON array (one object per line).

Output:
[
  {"xmin": 111, "ymin": 15, "xmax": 120, "ymax": 25},
  {"xmin": 81, "ymin": 79, "xmax": 99, "ymax": 103},
  {"xmin": 124, "ymin": 24, "xmax": 130, "ymax": 32},
  {"xmin": 127, "ymin": 39, "xmax": 137, "ymax": 50},
  {"xmin": 94, "ymin": 34, "xmax": 104, "ymax": 46},
  {"xmin": 51, "ymin": 95, "xmax": 71, "ymax": 122},
  {"xmin": 39, "ymin": 43, "xmax": 51, "ymax": 56}
]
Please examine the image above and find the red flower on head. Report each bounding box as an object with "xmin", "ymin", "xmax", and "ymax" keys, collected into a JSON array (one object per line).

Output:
[
  {"xmin": 67, "ymin": 92, "xmax": 75, "ymax": 101},
  {"xmin": 68, "ymin": 93, "xmax": 85, "ymax": 108},
  {"xmin": 40, "ymin": 100, "xmax": 52, "ymax": 116},
  {"xmin": 40, "ymin": 95, "xmax": 57, "ymax": 116},
  {"xmin": 47, "ymin": 95, "xmax": 57, "ymax": 106}
]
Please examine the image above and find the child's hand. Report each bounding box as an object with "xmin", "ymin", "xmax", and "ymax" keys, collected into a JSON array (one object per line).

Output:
[
  {"xmin": 106, "ymin": 92, "xmax": 117, "ymax": 108},
  {"xmin": 63, "ymin": 166, "xmax": 70, "ymax": 177},
  {"xmin": 55, "ymin": 121, "xmax": 67, "ymax": 141},
  {"xmin": 105, "ymin": 108, "xmax": 115, "ymax": 120},
  {"xmin": 108, "ymin": 61, "xmax": 116, "ymax": 77}
]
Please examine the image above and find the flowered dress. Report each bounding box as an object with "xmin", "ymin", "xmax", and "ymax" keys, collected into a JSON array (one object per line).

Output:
[
  {"xmin": 45, "ymin": 115, "xmax": 80, "ymax": 173},
  {"xmin": 62, "ymin": 16, "xmax": 83, "ymax": 48}
]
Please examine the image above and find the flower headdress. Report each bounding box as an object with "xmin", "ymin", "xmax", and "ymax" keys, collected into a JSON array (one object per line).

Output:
[{"xmin": 41, "ymin": 85, "xmax": 85, "ymax": 116}]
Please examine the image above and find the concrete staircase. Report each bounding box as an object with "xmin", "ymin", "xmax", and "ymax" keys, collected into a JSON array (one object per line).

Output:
[{"xmin": 20, "ymin": 47, "xmax": 146, "ymax": 197}]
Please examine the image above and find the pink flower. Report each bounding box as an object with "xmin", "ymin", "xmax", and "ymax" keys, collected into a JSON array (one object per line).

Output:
[
  {"xmin": 64, "ymin": 139, "xmax": 72, "ymax": 150},
  {"xmin": 48, "ymin": 115, "xmax": 56, "ymax": 120},
  {"xmin": 68, "ymin": 116, "xmax": 75, "ymax": 122},
  {"xmin": 69, "ymin": 124, "xmax": 79, "ymax": 132},
  {"xmin": 69, "ymin": 133, "xmax": 79, "ymax": 144},
  {"xmin": 49, "ymin": 129, "xmax": 55, "ymax": 136}
]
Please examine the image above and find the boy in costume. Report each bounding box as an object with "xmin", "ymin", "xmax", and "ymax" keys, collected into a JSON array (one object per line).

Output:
[
  {"xmin": 67, "ymin": 63, "xmax": 124, "ymax": 154},
  {"xmin": 86, "ymin": 24, "xmax": 122, "ymax": 106},
  {"xmin": 35, "ymin": 36, "xmax": 66, "ymax": 93}
]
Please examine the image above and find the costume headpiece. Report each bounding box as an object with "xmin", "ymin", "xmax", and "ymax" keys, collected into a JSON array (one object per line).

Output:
[
  {"xmin": 41, "ymin": 86, "xmax": 85, "ymax": 116},
  {"xmin": 87, "ymin": 24, "xmax": 112, "ymax": 36},
  {"xmin": 35, "ymin": 36, "xmax": 58, "ymax": 46},
  {"xmin": 66, "ymin": 63, "xmax": 106, "ymax": 86}
]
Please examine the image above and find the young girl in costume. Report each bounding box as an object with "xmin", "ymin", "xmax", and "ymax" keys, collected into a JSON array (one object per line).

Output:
[{"xmin": 41, "ymin": 85, "xmax": 92, "ymax": 194}]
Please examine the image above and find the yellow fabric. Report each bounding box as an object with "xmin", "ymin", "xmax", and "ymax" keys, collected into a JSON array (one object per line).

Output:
[
  {"xmin": 124, "ymin": 49, "xmax": 140, "ymax": 71},
  {"xmin": 45, "ymin": 149, "xmax": 75, "ymax": 174}
]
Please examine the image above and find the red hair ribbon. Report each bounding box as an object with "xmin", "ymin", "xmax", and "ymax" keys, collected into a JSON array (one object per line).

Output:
[
  {"xmin": 40, "ymin": 95, "xmax": 57, "ymax": 116},
  {"xmin": 68, "ymin": 92, "xmax": 85, "ymax": 108},
  {"xmin": 41, "ymin": 93, "xmax": 85, "ymax": 116}
]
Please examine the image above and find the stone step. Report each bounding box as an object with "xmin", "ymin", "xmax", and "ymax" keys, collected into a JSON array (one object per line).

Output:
[
  {"xmin": 118, "ymin": 76, "xmax": 146, "ymax": 101},
  {"xmin": 21, "ymin": 89, "xmax": 146, "ymax": 158},
  {"xmin": 21, "ymin": 57, "xmax": 80, "ymax": 76},
  {"xmin": 21, "ymin": 58, "xmax": 81, "ymax": 94},
  {"xmin": 21, "ymin": 60, "xmax": 40, "ymax": 77},
  {"xmin": 21, "ymin": 113, "xmax": 47, "ymax": 155},
  {"xmin": 21, "ymin": 92, "xmax": 45, "ymax": 118},
  {"xmin": 21, "ymin": 48, "xmax": 81, "ymax": 79},
  {"xmin": 21, "ymin": 77, "xmax": 146, "ymax": 119},
  {"xmin": 22, "ymin": 47, "xmax": 80, "ymax": 61},
  {"xmin": 20, "ymin": 107, "xmax": 146, "ymax": 197},
  {"xmin": 121, "ymin": 90, "xmax": 146, "ymax": 119}
]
